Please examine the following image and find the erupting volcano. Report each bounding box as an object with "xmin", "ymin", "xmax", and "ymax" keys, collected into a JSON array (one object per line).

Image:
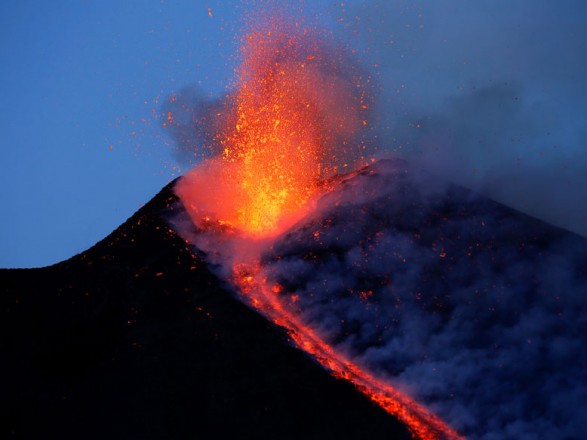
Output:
[
  {"xmin": 175, "ymin": 14, "xmax": 461, "ymax": 440},
  {"xmin": 177, "ymin": 16, "xmax": 370, "ymax": 237},
  {"xmin": 3, "ymin": 5, "xmax": 586, "ymax": 440}
]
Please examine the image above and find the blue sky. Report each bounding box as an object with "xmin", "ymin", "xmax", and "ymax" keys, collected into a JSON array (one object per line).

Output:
[
  {"xmin": 2, "ymin": 1, "xmax": 586, "ymax": 267},
  {"xmin": 0, "ymin": 1, "xmax": 239, "ymax": 267}
]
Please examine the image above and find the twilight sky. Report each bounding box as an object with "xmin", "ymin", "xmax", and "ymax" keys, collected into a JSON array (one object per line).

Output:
[
  {"xmin": 2, "ymin": 0, "xmax": 586, "ymax": 267},
  {"xmin": 0, "ymin": 1, "xmax": 238, "ymax": 267}
]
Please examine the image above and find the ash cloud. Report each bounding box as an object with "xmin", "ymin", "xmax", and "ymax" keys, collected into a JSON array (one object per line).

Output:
[
  {"xmin": 390, "ymin": 82, "xmax": 587, "ymax": 240},
  {"xmin": 335, "ymin": 0, "xmax": 587, "ymax": 237},
  {"xmin": 160, "ymin": 85, "xmax": 228, "ymax": 166},
  {"xmin": 258, "ymin": 159, "xmax": 587, "ymax": 439}
]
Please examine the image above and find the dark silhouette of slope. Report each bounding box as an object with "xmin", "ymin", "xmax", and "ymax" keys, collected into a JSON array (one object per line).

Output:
[{"xmin": 0, "ymin": 180, "xmax": 411, "ymax": 439}]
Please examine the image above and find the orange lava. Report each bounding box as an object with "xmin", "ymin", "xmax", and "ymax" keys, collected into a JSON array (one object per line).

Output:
[
  {"xmin": 176, "ymin": 14, "xmax": 462, "ymax": 440},
  {"xmin": 233, "ymin": 262, "xmax": 464, "ymax": 440},
  {"xmin": 177, "ymin": 17, "xmax": 368, "ymax": 237}
]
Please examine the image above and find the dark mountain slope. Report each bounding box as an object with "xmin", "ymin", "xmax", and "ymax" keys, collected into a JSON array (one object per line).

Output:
[{"xmin": 0, "ymin": 180, "xmax": 411, "ymax": 439}]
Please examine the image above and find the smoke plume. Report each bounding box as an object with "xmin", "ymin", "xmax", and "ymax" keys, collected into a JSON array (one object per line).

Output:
[
  {"xmin": 336, "ymin": 0, "xmax": 587, "ymax": 237},
  {"xmin": 257, "ymin": 159, "xmax": 587, "ymax": 439}
]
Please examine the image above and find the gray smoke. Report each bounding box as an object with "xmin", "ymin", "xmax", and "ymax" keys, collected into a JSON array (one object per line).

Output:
[
  {"xmin": 255, "ymin": 159, "xmax": 587, "ymax": 439},
  {"xmin": 159, "ymin": 85, "xmax": 229, "ymax": 166},
  {"xmin": 333, "ymin": 0, "xmax": 587, "ymax": 237}
]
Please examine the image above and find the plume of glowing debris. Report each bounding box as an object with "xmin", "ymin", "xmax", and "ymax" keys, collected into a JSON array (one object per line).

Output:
[
  {"xmin": 176, "ymin": 12, "xmax": 461, "ymax": 440},
  {"xmin": 177, "ymin": 16, "xmax": 370, "ymax": 236}
]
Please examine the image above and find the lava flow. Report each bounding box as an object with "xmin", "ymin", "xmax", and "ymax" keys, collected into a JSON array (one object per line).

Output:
[
  {"xmin": 233, "ymin": 261, "xmax": 463, "ymax": 440},
  {"xmin": 175, "ymin": 14, "xmax": 462, "ymax": 440}
]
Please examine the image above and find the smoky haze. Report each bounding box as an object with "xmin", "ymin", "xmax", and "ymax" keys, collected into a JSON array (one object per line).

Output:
[
  {"xmin": 173, "ymin": 159, "xmax": 587, "ymax": 439},
  {"xmin": 335, "ymin": 0, "xmax": 587, "ymax": 237},
  {"xmin": 258, "ymin": 159, "xmax": 587, "ymax": 439}
]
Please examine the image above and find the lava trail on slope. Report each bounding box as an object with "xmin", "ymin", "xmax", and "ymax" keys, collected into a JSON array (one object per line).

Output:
[{"xmin": 254, "ymin": 159, "xmax": 587, "ymax": 439}]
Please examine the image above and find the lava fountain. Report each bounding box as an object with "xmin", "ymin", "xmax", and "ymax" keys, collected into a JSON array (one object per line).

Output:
[
  {"xmin": 175, "ymin": 14, "xmax": 462, "ymax": 440},
  {"xmin": 177, "ymin": 16, "xmax": 369, "ymax": 237}
]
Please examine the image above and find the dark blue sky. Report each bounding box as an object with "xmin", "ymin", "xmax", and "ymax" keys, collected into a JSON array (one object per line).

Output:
[{"xmin": 2, "ymin": 1, "xmax": 586, "ymax": 267}]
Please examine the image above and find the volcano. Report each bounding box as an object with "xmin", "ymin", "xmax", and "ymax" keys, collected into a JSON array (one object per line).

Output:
[
  {"xmin": 0, "ymin": 171, "xmax": 412, "ymax": 439},
  {"xmin": 2, "ymin": 159, "xmax": 586, "ymax": 440}
]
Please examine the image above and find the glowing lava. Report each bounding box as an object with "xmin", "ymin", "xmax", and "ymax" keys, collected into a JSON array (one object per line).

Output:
[
  {"xmin": 234, "ymin": 261, "xmax": 464, "ymax": 440},
  {"xmin": 177, "ymin": 17, "xmax": 368, "ymax": 236},
  {"xmin": 176, "ymin": 14, "xmax": 462, "ymax": 440}
]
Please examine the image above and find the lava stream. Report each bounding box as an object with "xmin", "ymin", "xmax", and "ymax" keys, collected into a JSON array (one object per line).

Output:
[{"xmin": 232, "ymin": 261, "xmax": 464, "ymax": 440}]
